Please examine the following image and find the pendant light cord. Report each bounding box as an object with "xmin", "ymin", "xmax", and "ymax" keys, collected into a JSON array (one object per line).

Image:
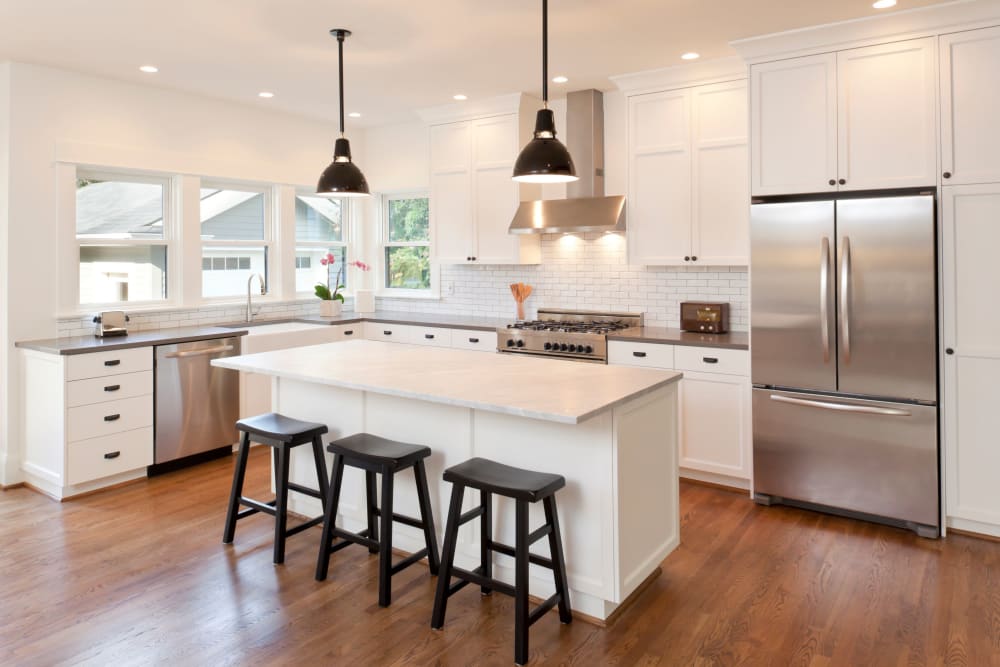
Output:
[
  {"xmin": 338, "ymin": 31, "xmax": 346, "ymax": 137},
  {"xmin": 542, "ymin": 0, "xmax": 548, "ymax": 107}
]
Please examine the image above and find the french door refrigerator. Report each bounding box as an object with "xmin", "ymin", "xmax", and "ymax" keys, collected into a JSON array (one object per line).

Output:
[{"xmin": 750, "ymin": 192, "xmax": 939, "ymax": 537}]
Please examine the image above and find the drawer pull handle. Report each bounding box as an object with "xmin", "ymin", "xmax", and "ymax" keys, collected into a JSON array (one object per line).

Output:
[
  {"xmin": 703, "ymin": 357, "xmax": 719, "ymax": 364},
  {"xmin": 425, "ymin": 334, "xmax": 435, "ymax": 339},
  {"xmin": 633, "ymin": 351, "xmax": 647, "ymax": 358},
  {"xmin": 469, "ymin": 337, "xmax": 480, "ymax": 343},
  {"xmin": 104, "ymin": 359, "xmax": 121, "ymax": 367},
  {"xmin": 104, "ymin": 384, "xmax": 121, "ymax": 392},
  {"xmin": 104, "ymin": 451, "xmax": 121, "ymax": 460},
  {"xmin": 383, "ymin": 331, "xmax": 392, "ymax": 336},
  {"xmin": 104, "ymin": 414, "xmax": 121, "ymax": 422},
  {"xmin": 344, "ymin": 330, "xmax": 353, "ymax": 336}
]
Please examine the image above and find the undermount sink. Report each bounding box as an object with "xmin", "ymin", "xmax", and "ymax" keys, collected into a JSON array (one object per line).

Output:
[{"xmin": 223, "ymin": 321, "xmax": 330, "ymax": 335}]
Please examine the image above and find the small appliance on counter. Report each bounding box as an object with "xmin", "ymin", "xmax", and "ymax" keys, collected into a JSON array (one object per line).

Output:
[
  {"xmin": 680, "ymin": 302, "xmax": 729, "ymax": 333},
  {"xmin": 93, "ymin": 310, "xmax": 130, "ymax": 337}
]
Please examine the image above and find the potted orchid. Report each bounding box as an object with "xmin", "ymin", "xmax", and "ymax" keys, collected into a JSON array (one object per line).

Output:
[{"xmin": 315, "ymin": 254, "xmax": 370, "ymax": 317}]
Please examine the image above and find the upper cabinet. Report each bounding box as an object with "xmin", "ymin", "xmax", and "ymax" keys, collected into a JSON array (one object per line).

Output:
[
  {"xmin": 628, "ymin": 78, "xmax": 749, "ymax": 266},
  {"xmin": 428, "ymin": 99, "xmax": 540, "ymax": 265},
  {"xmin": 941, "ymin": 26, "xmax": 1000, "ymax": 185},
  {"xmin": 750, "ymin": 37, "xmax": 937, "ymax": 195}
]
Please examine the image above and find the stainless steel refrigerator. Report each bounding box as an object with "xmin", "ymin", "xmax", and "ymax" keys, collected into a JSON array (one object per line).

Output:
[{"xmin": 750, "ymin": 192, "xmax": 939, "ymax": 537}]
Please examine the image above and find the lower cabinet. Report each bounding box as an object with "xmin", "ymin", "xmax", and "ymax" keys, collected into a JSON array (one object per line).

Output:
[
  {"xmin": 608, "ymin": 340, "xmax": 751, "ymax": 489},
  {"xmin": 365, "ymin": 321, "xmax": 498, "ymax": 352}
]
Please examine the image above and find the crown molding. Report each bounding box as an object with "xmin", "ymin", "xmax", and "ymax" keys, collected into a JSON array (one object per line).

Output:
[
  {"xmin": 731, "ymin": 0, "xmax": 1000, "ymax": 64},
  {"xmin": 610, "ymin": 57, "xmax": 747, "ymax": 96}
]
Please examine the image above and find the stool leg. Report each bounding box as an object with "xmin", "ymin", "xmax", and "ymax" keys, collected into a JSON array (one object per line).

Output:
[
  {"xmin": 430, "ymin": 483, "xmax": 465, "ymax": 629},
  {"xmin": 365, "ymin": 471, "xmax": 379, "ymax": 554},
  {"xmin": 222, "ymin": 432, "xmax": 251, "ymax": 544},
  {"xmin": 414, "ymin": 460, "xmax": 440, "ymax": 575},
  {"xmin": 315, "ymin": 454, "xmax": 345, "ymax": 581},
  {"xmin": 514, "ymin": 500, "xmax": 530, "ymax": 666},
  {"xmin": 377, "ymin": 467, "xmax": 395, "ymax": 607},
  {"xmin": 273, "ymin": 445, "xmax": 291, "ymax": 565},
  {"xmin": 480, "ymin": 490, "xmax": 492, "ymax": 595},
  {"xmin": 544, "ymin": 495, "xmax": 573, "ymax": 624},
  {"xmin": 311, "ymin": 435, "xmax": 330, "ymax": 511}
]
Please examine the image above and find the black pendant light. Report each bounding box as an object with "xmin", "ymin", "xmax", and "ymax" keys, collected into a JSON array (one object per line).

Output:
[
  {"xmin": 316, "ymin": 29, "xmax": 370, "ymax": 198},
  {"xmin": 512, "ymin": 0, "xmax": 577, "ymax": 184}
]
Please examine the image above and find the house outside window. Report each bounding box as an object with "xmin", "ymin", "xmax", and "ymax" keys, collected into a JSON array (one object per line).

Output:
[
  {"xmin": 76, "ymin": 173, "xmax": 170, "ymax": 306},
  {"xmin": 382, "ymin": 194, "xmax": 431, "ymax": 292},
  {"xmin": 295, "ymin": 193, "xmax": 349, "ymax": 294},
  {"xmin": 200, "ymin": 184, "xmax": 271, "ymax": 298}
]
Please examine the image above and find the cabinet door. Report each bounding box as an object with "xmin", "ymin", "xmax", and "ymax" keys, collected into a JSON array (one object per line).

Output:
[
  {"xmin": 941, "ymin": 26, "xmax": 1000, "ymax": 185},
  {"xmin": 678, "ymin": 371, "xmax": 751, "ymax": 481},
  {"xmin": 471, "ymin": 115, "xmax": 525, "ymax": 264},
  {"xmin": 942, "ymin": 184, "xmax": 1000, "ymax": 530},
  {"xmin": 430, "ymin": 122, "xmax": 474, "ymax": 264},
  {"xmin": 628, "ymin": 89, "xmax": 692, "ymax": 265},
  {"xmin": 692, "ymin": 80, "xmax": 749, "ymax": 265},
  {"xmin": 837, "ymin": 38, "xmax": 937, "ymax": 191},
  {"xmin": 750, "ymin": 54, "xmax": 838, "ymax": 196}
]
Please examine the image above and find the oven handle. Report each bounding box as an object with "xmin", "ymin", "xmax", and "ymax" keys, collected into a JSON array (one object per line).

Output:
[{"xmin": 770, "ymin": 394, "xmax": 911, "ymax": 417}]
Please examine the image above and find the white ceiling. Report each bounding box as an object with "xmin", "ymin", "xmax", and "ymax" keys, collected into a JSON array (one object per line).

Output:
[{"xmin": 0, "ymin": 0, "xmax": 949, "ymax": 128}]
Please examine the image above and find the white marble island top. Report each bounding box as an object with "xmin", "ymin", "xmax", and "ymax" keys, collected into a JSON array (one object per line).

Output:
[{"xmin": 213, "ymin": 339, "xmax": 682, "ymax": 424}]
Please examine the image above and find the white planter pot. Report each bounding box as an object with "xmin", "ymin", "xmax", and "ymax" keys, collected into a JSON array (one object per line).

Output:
[
  {"xmin": 319, "ymin": 300, "xmax": 342, "ymax": 317},
  {"xmin": 354, "ymin": 289, "xmax": 375, "ymax": 313}
]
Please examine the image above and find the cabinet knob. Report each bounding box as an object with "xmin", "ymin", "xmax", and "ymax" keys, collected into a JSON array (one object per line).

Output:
[
  {"xmin": 838, "ymin": 178, "xmax": 847, "ymax": 185},
  {"xmin": 684, "ymin": 256, "xmax": 691, "ymax": 261},
  {"xmin": 691, "ymin": 256, "xmax": 698, "ymax": 261},
  {"xmin": 829, "ymin": 179, "xmax": 837, "ymax": 186},
  {"xmin": 945, "ymin": 348, "xmax": 955, "ymax": 355},
  {"xmin": 943, "ymin": 172, "xmax": 952, "ymax": 179},
  {"xmin": 103, "ymin": 451, "xmax": 121, "ymax": 460},
  {"xmin": 344, "ymin": 330, "xmax": 353, "ymax": 336}
]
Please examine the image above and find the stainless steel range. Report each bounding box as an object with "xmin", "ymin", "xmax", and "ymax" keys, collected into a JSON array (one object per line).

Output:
[{"xmin": 497, "ymin": 309, "xmax": 643, "ymax": 363}]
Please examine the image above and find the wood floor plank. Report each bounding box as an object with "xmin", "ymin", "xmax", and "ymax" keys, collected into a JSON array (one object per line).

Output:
[{"xmin": 1, "ymin": 448, "xmax": 998, "ymax": 666}]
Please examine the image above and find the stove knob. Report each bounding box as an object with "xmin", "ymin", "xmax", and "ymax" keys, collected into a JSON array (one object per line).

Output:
[
  {"xmin": 544, "ymin": 342, "xmax": 552, "ymax": 350},
  {"xmin": 584, "ymin": 345, "xmax": 593, "ymax": 354},
  {"xmin": 506, "ymin": 339, "xmax": 515, "ymax": 348},
  {"xmin": 516, "ymin": 340, "xmax": 525, "ymax": 348},
  {"xmin": 568, "ymin": 344, "xmax": 578, "ymax": 353},
  {"xmin": 559, "ymin": 343, "xmax": 568, "ymax": 352}
]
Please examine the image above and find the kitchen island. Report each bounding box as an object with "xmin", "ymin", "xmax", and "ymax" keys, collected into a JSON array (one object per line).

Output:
[{"xmin": 213, "ymin": 340, "xmax": 682, "ymax": 621}]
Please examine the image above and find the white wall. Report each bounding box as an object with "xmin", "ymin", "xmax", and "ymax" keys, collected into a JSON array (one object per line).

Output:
[
  {"xmin": 0, "ymin": 63, "xmax": 11, "ymax": 485},
  {"xmin": 0, "ymin": 62, "xmax": 347, "ymax": 485}
]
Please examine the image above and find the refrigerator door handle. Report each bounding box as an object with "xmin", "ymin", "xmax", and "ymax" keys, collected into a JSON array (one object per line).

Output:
[
  {"xmin": 769, "ymin": 393, "xmax": 911, "ymax": 417},
  {"xmin": 839, "ymin": 236, "xmax": 852, "ymax": 364},
  {"xmin": 820, "ymin": 237, "xmax": 831, "ymax": 363}
]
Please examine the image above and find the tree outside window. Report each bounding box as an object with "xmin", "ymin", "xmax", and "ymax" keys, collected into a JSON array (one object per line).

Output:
[{"xmin": 384, "ymin": 196, "xmax": 430, "ymax": 290}]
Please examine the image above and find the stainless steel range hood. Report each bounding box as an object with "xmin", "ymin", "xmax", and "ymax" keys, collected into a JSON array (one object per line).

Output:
[{"xmin": 509, "ymin": 89, "xmax": 626, "ymax": 235}]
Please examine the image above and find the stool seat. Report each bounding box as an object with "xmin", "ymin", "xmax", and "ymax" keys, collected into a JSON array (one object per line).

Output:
[
  {"xmin": 327, "ymin": 433, "xmax": 431, "ymax": 470},
  {"xmin": 443, "ymin": 457, "xmax": 565, "ymax": 502},
  {"xmin": 236, "ymin": 413, "xmax": 327, "ymax": 444}
]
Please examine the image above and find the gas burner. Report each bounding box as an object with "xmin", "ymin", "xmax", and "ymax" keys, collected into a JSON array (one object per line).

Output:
[{"xmin": 498, "ymin": 309, "xmax": 644, "ymax": 363}]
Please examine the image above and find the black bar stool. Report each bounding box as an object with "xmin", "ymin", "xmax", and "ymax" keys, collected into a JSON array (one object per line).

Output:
[
  {"xmin": 222, "ymin": 413, "xmax": 330, "ymax": 564},
  {"xmin": 315, "ymin": 433, "xmax": 440, "ymax": 608},
  {"xmin": 430, "ymin": 457, "xmax": 572, "ymax": 666}
]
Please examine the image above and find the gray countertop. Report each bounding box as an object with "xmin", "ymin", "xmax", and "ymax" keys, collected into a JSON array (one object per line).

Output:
[{"xmin": 608, "ymin": 327, "xmax": 749, "ymax": 350}]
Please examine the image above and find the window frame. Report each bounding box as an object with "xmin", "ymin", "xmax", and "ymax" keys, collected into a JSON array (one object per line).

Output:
[
  {"xmin": 74, "ymin": 168, "xmax": 174, "ymax": 309},
  {"xmin": 198, "ymin": 180, "xmax": 274, "ymax": 303},
  {"xmin": 292, "ymin": 188, "xmax": 352, "ymax": 297},
  {"xmin": 378, "ymin": 190, "xmax": 435, "ymax": 297}
]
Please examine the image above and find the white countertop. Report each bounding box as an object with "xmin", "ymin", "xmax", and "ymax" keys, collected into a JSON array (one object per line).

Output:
[{"xmin": 213, "ymin": 340, "xmax": 682, "ymax": 424}]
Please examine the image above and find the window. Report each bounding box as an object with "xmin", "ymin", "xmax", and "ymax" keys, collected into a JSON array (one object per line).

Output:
[
  {"xmin": 76, "ymin": 174, "xmax": 170, "ymax": 305},
  {"xmin": 382, "ymin": 194, "xmax": 431, "ymax": 291},
  {"xmin": 200, "ymin": 184, "xmax": 271, "ymax": 298},
  {"xmin": 295, "ymin": 193, "xmax": 349, "ymax": 294}
]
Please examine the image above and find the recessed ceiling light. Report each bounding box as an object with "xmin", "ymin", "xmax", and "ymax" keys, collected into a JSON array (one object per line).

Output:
[
  {"xmin": 453, "ymin": 94, "xmax": 468, "ymax": 101},
  {"xmin": 681, "ymin": 52, "xmax": 700, "ymax": 61},
  {"xmin": 258, "ymin": 91, "xmax": 274, "ymax": 98},
  {"xmin": 552, "ymin": 76, "xmax": 569, "ymax": 84},
  {"xmin": 139, "ymin": 65, "xmax": 158, "ymax": 73},
  {"xmin": 872, "ymin": 0, "xmax": 897, "ymax": 8},
  {"xmin": 348, "ymin": 112, "xmax": 362, "ymax": 118}
]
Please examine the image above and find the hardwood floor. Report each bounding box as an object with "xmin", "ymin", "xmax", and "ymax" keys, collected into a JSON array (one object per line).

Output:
[{"xmin": 1, "ymin": 448, "xmax": 998, "ymax": 666}]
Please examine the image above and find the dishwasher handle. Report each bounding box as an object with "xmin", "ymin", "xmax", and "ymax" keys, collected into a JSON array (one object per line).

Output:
[{"xmin": 163, "ymin": 344, "xmax": 235, "ymax": 359}]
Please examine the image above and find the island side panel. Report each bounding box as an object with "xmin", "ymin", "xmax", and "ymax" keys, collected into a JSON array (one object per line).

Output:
[{"xmin": 613, "ymin": 382, "xmax": 680, "ymax": 599}]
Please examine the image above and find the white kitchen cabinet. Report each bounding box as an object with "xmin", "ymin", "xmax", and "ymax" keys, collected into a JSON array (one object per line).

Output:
[
  {"xmin": 750, "ymin": 38, "xmax": 937, "ymax": 195},
  {"xmin": 450, "ymin": 329, "xmax": 498, "ymax": 352},
  {"xmin": 942, "ymin": 184, "xmax": 1000, "ymax": 536},
  {"xmin": 607, "ymin": 340, "xmax": 751, "ymax": 487},
  {"xmin": 21, "ymin": 346, "xmax": 155, "ymax": 499},
  {"xmin": 364, "ymin": 321, "xmax": 418, "ymax": 343},
  {"xmin": 430, "ymin": 113, "xmax": 539, "ymax": 265},
  {"xmin": 628, "ymin": 80, "xmax": 748, "ymax": 266},
  {"xmin": 836, "ymin": 37, "xmax": 938, "ymax": 191},
  {"xmin": 750, "ymin": 53, "xmax": 838, "ymax": 196},
  {"xmin": 940, "ymin": 26, "xmax": 1000, "ymax": 185}
]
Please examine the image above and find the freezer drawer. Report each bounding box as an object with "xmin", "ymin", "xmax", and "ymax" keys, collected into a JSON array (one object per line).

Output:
[{"xmin": 753, "ymin": 388, "xmax": 938, "ymax": 529}]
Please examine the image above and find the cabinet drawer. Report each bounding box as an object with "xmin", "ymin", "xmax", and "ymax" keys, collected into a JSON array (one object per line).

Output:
[
  {"xmin": 67, "ymin": 395, "xmax": 153, "ymax": 442},
  {"xmin": 365, "ymin": 322, "xmax": 417, "ymax": 343},
  {"xmin": 674, "ymin": 346, "xmax": 748, "ymax": 376},
  {"xmin": 450, "ymin": 329, "xmax": 498, "ymax": 352},
  {"xmin": 608, "ymin": 341, "xmax": 675, "ymax": 369},
  {"xmin": 337, "ymin": 324, "xmax": 360, "ymax": 340},
  {"xmin": 410, "ymin": 327, "xmax": 452, "ymax": 347},
  {"xmin": 67, "ymin": 427, "xmax": 153, "ymax": 485},
  {"xmin": 66, "ymin": 370, "xmax": 153, "ymax": 408},
  {"xmin": 66, "ymin": 347, "xmax": 152, "ymax": 381}
]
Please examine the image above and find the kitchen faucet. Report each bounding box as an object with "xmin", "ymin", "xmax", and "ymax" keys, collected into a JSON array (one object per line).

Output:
[{"xmin": 246, "ymin": 273, "xmax": 266, "ymax": 322}]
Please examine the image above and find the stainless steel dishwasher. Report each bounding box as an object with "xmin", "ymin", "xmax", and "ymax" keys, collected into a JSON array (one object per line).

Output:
[{"xmin": 153, "ymin": 336, "xmax": 241, "ymax": 471}]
